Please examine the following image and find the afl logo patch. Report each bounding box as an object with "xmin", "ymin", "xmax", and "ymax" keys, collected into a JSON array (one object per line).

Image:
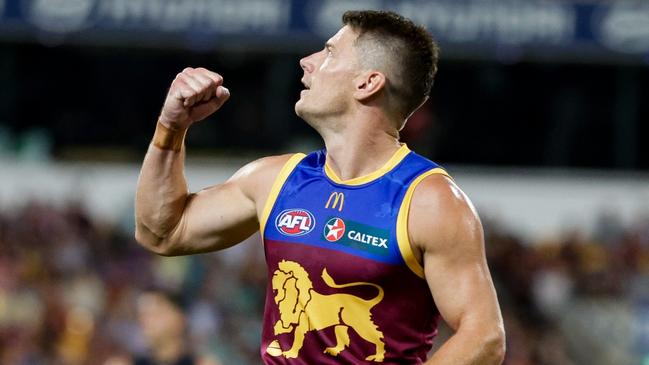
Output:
[
  {"xmin": 324, "ymin": 217, "xmax": 346, "ymax": 242},
  {"xmin": 275, "ymin": 209, "xmax": 316, "ymax": 236}
]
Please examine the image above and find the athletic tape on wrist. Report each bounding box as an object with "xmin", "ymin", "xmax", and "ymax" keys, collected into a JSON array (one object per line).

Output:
[{"xmin": 152, "ymin": 121, "xmax": 186, "ymax": 151}]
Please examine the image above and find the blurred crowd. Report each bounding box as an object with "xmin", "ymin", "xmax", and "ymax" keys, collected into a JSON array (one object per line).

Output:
[
  {"xmin": 0, "ymin": 200, "xmax": 648, "ymax": 365},
  {"xmin": 484, "ymin": 211, "xmax": 649, "ymax": 365}
]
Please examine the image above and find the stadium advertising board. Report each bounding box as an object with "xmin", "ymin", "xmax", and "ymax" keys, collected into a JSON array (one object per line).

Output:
[{"xmin": 1, "ymin": 0, "xmax": 648, "ymax": 61}]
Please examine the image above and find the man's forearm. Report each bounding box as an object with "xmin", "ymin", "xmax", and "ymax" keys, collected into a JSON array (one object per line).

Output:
[
  {"xmin": 134, "ymin": 128, "xmax": 189, "ymax": 251},
  {"xmin": 424, "ymin": 327, "xmax": 505, "ymax": 365}
]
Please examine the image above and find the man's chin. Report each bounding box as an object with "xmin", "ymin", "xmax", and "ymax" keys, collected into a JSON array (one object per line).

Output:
[
  {"xmin": 294, "ymin": 99, "xmax": 306, "ymax": 118},
  {"xmin": 295, "ymin": 103, "xmax": 318, "ymax": 128}
]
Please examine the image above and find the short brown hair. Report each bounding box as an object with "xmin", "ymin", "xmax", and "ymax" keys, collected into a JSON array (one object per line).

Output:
[{"xmin": 342, "ymin": 10, "xmax": 439, "ymax": 122}]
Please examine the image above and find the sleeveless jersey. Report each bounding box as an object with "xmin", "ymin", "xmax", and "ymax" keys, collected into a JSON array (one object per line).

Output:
[{"xmin": 260, "ymin": 144, "xmax": 450, "ymax": 364}]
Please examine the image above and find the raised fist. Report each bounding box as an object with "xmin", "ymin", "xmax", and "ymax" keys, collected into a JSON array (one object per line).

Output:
[{"xmin": 159, "ymin": 67, "xmax": 230, "ymax": 130}]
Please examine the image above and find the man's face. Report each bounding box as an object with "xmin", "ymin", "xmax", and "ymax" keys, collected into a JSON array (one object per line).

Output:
[
  {"xmin": 295, "ymin": 26, "xmax": 361, "ymax": 122},
  {"xmin": 137, "ymin": 293, "xmax": 184, "ymax": 346}
]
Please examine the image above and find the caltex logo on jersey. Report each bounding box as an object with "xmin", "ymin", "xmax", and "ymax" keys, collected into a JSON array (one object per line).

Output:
[
  {"xmin": 324, "ymin": 217, "xmax": 346, "ymax": 242},
  {"xmin": 275, "ymin": 209, "xmax": 316, "ymax": 236}
]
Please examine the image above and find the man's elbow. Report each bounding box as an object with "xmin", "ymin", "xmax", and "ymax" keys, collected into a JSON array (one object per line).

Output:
[
  {"xmin": 134, "ymin": 224, "xmax": 177, "ymax": 256},
  {"xmin": 481, "ymin": 326, "xmax": 506, "ymax": 364}
]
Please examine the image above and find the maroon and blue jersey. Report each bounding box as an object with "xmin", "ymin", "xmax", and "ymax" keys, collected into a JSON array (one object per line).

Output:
[{"xmin": 259, "ymin": 145, "xmax": 450, "ymax": 364}]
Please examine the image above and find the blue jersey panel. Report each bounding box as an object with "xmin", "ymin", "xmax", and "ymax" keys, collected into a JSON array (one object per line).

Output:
[{"xmin": 263, "ymin": 148, "xmax": 442, "ymax": 266}]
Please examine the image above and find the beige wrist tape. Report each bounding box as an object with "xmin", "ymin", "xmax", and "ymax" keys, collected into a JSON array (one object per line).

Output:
[{"xmin": 152, "ymin": 121, "xmax": 186, "ymax": 151}]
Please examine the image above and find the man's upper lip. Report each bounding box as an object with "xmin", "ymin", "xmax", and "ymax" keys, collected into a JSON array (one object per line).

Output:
[{"xmin": 301, "ymin": 79, "xmax": 310, "ymax": 89}]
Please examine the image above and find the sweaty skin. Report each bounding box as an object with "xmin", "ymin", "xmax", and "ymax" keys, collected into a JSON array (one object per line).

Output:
[{"xmin": 135, "ymin": 26, "xmax": 504, "ymax": 364}]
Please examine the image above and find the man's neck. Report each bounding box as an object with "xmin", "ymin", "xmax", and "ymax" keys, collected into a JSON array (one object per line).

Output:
[{"xmin": 321, "ymin": 113, "xmax": 402, "ymax": 181}]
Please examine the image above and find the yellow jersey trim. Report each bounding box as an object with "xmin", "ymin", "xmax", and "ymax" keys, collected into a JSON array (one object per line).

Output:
[
  {"xmin": 259, "ymin": 153, "xmax": 307, "ymax": 239},
  {"xmin": 324, "ymin": 144, "xmax": 411, "ymax": 186},
  {"xmin": 396, "ymin": 167, "xmax": 451, "ymax": 279}
]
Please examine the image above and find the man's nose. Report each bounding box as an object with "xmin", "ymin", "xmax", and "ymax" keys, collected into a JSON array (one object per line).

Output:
[{"xmin": 300, "ymin": 53, "xmax": 316, "ymax": 73}]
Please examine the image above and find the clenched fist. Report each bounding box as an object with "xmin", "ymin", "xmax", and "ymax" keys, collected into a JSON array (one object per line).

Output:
[{"xmin": 159, "ymin": 67, "xmax": 230, "ymax": 130}]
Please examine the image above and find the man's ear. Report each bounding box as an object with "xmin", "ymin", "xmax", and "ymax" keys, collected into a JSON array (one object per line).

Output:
[{"xmin": 353, "ymin": 71, "xmax": 386, "ymax": 101}]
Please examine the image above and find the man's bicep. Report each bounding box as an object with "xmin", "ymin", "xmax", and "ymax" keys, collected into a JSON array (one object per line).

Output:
[
  {"xmin": 162, "ymin": 154, "xmax": 294, "ymax": 256},
  {"xmin": 167, "ymin": 180, "xmax": 258, "ymax": 254},
  {"xmin": 423, "ymin": 232, "xmax": 500, "ymax": 332},
  {"xmin": 411, "ymin": 177, "xmax": 502, "ymax": 333}
]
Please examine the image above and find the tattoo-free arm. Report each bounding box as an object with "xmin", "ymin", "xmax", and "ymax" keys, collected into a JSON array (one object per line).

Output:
[
  {"xmin": 408, "ymin": 175, "xmax": 506, "ymax": 365},
  {"xmin": 134, "ymin": 67, "xmax": 292, "ymax": 255},
  {"xmin": 135, "ymin": 148, "xmax": 291, "ymax": 256}
]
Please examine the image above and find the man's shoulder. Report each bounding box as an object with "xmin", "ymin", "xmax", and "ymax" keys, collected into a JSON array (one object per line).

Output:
[
  {"xmin": 231, "ymin": 153, "xmax": 306, "ymax": 202},
  {"xmin": 411, "ymin": 173, "xmax": 464, "ymax": 210},
  {"xmin": 234, "ymin": 153, "xmax": 303, "ymax": 179},
  {"xmin": 408, "ymin": 173, "xmax": 483, "ymax": 250}
]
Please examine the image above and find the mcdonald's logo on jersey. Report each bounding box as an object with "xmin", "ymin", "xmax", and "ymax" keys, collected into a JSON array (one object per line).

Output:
[{"xmin": 325, "ymin": 192, "xmax": 345, "ymax": 211}]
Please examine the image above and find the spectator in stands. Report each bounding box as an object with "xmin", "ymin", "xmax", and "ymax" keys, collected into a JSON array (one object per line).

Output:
[{"xmin": 105, "ymin": 288, "xmax": 220, "ymax": 365}]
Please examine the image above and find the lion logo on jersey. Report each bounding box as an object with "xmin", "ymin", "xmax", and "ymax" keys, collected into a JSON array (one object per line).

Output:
[{"xmin": 266, "ymin": 260, "xmax": 385, "ymax": 362}]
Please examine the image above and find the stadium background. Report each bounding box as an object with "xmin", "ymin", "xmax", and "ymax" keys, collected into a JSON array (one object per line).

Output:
[{"xmin": 1, "ymin": 0, "xmax": 648, "ymax": 364}]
